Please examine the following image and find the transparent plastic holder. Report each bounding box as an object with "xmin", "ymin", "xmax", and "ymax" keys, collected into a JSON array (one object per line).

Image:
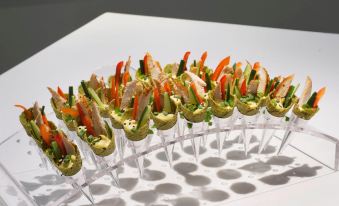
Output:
[
  {"xmin": 213, "ymin": 115, "xmax": 237, "ymax": 157},
  {"xmin": 238, "ymin": 112, "xmax": 260, "ymax": 156},
  {"xmin": 258, "ymin": 110, "xmax": 287, "ymax": 154},
  {"xmin": 1, "ymin": 118, "xmax": 339, "ymax": 205},
  {"xmin": 184, "ymin": 120, "xmax": 207, "ymax": 162},
  {"xmin": 127, "ymin": 134, "xmax": 153, "ymax": 178},
  {"xmin": 157, "ymin": 126, "xmax": 177, "ymax": 167}
]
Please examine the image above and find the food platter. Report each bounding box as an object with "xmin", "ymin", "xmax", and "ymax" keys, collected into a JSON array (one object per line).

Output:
[{"xmin": 1, "ymin": 58, "xmax": 337, "ymax": 206}]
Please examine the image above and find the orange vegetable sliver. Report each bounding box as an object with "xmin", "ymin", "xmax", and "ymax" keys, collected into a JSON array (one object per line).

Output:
[
  {"xmin": 153, "ymin": 87, "xmax": 161, "ymax": 112},
  {"xmin": 123, "ymin": 71, "xmax": 130, "ymax": 86},
  {"xmin": 61, "ymin": 108, "xmax": 79, "ymax": 118},
  {"xmin": 212, "ymin": 56, "xmax": 230, "ymax": 81},
  {"xmin": 199, "ymin": 51, "xmax": 208, "ymax": 72},
  {"xmin": 42, "ymin": 115, "xmax": 48, "ymax": 125},
  {"xmin": 253, "ymin": 62, "xmax": 260, "ymax": 71},
  {"xmin": 220, "ymin": 75, "xmax": 227, "ymax": 100},
  {"xmin": 313, "ymin": 87, "xmax": 326, "ymax": 108},
  {"xmin": 190, "ymin": 82, "xmax": 203, "ymax": 104},
  {"xmin": 132, "ymin": 95, "xmax": 139, "ymax": 120},
  {"xmin": 14, "ymin": 104, "xmax": 33, "ymax": 120},
  {"xmin": 111, "ymin": 76, "xmax": 116, "ymax": 101},
  {"xmin": 57, "ymin": 86, "xmax": 67, "ymax": 100},
  {"xmin": 183, "ymin": 51, "xmax": 191, "ymax": 70},
  {"xmin": 144, "ymin": 54, "xmax": 148, "ymax": 75},
  {"xmin": 39, "ymin": 124, "xmax": 51, "ymax": 146}
]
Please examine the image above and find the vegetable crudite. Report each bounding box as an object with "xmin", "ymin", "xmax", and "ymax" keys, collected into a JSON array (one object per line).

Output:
[
  {"xmin": 292, "ymin": 76, "xmax": 326, "ymax": 120},
  {"xmin": 76, "ymin": 98, "xmax": 116, "ymax": 157},
  {"xmin": 16, "ymin": 102, "xmax": 82, "ymax": 176},
  {"xmin": 16, "ymin": 52, "xmax": 327, "ymax": 177},
  {"xmin": 266, "ymin": 75, "xmax": 299, "ymax": 117}
]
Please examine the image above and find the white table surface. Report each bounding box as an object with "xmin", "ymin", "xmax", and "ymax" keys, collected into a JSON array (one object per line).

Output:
[{"xmin": 1, "ymin": 12, "xmax": 339, "ymax": 205}]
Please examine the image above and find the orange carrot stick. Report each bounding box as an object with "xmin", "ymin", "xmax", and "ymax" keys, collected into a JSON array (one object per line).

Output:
[
  {"xmin": 144, "ymin": 54, "xmax": 148, "ymax": 75},
  {"xmin": 313, "ymin": 87, "xmax": 326, "ymax": 108},
  {"xmin": 199, "ymin": 51, "xmax": 208, "ymax": 72},
  {"xmin": 122, "ymin": 71, "xmax": 130, "ymax": 86},
  {"xmin": 253, "ymin": 62, "xmax": 261, "ymax": 71},
  {"xmin": 190, "ymin": 82, "xmax": 203, "ymax": 104},
  {"xmin": 61, "ymin": 107, "xmax": 79, "ymax": 118},
  {"xmin": 57, "ymin": 86, "xmax": 67, "ymax": 100},
  {"xmin": 211, "ymin": 56, "xmax": 230, "ymax": 81},
  {"xmin": 183, "ymin": 51, "xmax": 191, "ymax": 70},
  {"xmin": 14, "ymin": 104, "xmax": 33, "ymax": 120},
  {"xmin": 40, "ymin": 124, "xmax": 51, "ymax": 146}
]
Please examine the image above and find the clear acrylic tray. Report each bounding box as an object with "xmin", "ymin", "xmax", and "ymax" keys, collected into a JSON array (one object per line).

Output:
[{"xmin": 1, "ymin": 66, "xmax": 338, "ymax": 206}]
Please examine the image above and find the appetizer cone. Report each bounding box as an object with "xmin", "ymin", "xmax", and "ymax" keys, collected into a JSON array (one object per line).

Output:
[
  {"xmin": 151, "ymin": 82, "xmax": 179, "ymax": 167},
  {"xmin": 78, "ymin": 76, "xmax": 110, "ymax": 118},
  {"xmin": 234, "ymin": 62, "xmax": 267, "ymax": 116},
  {"xmin": 48, "ymin": 86, "xmax": 79, "ymax": 131},
  {"xmin": 122, "ymin": 86, "xmax": 152, "ymax": 177},
  {"xmin": 258, "ymin": 74, "xmax": 299, "ymax": 154},
  {"xmin": 266, "ymin": 75, "xmax": 299, "ymax": 117},
  {"xmin": 278, "ymin": 77, "xmax": 326, "ymax": 154},
  {"xmin": 16, "ymin": 102, "xmax": 82, "ymax": 176},
  {"xmin": 76, "ymin": 97, "xmax": 116, "ymax": 157},
  {"xmin": 163, "ymin": 51, "xmax": 191, "ymax": 149},
  {"xmin": 292, "ymin": 76, "xmax": 325, "ymax": 120}
]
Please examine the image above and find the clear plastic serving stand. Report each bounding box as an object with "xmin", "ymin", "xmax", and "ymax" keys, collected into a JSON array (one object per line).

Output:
[{"xmin": 1, "ymin": 66, "xmax": 338, "ymax": 206}]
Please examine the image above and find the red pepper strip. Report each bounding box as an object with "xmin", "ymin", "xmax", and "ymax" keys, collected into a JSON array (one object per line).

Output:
[
  {"xmin": 144, "ymin": 54, "xmax": 148, "ymax": 75},
  {"xmin": 253, "ymin": 62, "xmax": 260, "ymax": 71},
  {"xmin": 57, "ymin": 86, "xmax": 67, "ymax": 100},
  {"xmin": 76, "ymin": 103, "xmax": 95, "ymax": 136},
  {"xmin": 115, "ymin": 61, "xmax": 124, "ymax": 108},
  {"xmin": 183, "ymin": 51, "xmax": 191, "ymax": 70},
  {"xmin": 269, "ymin": 80, "xmax": 276, "ymax": 92},
  {"xmin": 39, "ymin": 124, "xmax": 51, "ymax": 146},
  {"xmin": 153, "ymin": 87, "xmax": 161, "ymax": 112},
  {"xmin": 190, "ymin": 82, "xmax": 203, "ymax": 104},
  {"xmin": 199, "ymin": 51, "xmax": 208, "ymax": 73},
  {"xmin": 220, "ymin": 75, "xmax": 227, "ymax": 100},
  {"xmin": 211, "ymin": 56, "xmax": 230, "ymax": 81},
  {"xmin": 313, "ymin": 87, "xmax": 326, "ymax": 108},
  {"xmin": 240, "ymin": 80, "xmax": 247, "ymax": 96},
  {"xmin": 122, "ymin": 71, "xmax": 130, "ymax": 86},
  {"xmin": 54, "ymin": 132, "xmax": 66, "ymax": 155},
  {"xmin": 61, "ymin": 108, "xmax": 79, "ymax": 118},
  {"xmin": 14, "ymin": 104, "xmax": 33, "ymax": 120},
  {"xmin": 110, "ymin": 76, "xmax": 116, "ymax": 101},
  {"xmin": 132, "ymin": 95, "xmax": 139, "ymax": 120},
  {"xmin": 164, "ymin": 81, "xmax": 172, "ymax": 95}
]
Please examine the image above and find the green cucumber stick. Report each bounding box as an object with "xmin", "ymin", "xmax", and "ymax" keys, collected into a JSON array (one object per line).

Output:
[
  {"xmin": 68, "ymin": 86, "xmax": 74, "ymax": 107},
  {"xmin": 163, "ymin": 92, "xmax": 172, "ymax": 113},
  {"xmin": 205, "ymin": 73, "xmax": 212, "ymax": 91},
  {"xmin": 81, "ymin": 80, "xmax": 91, "ymax": 99},
  {"xmin": 226, "ymin": 83, "xmax": 231, "ymax": 102},
  {"xmin": 177, "ymin": 60, "xmax": 185, "ymax": 77},
  {"xmin": 88, "ymin": 87, "xmax": 105, "ymax": 109},
  {"xmin": 139, "ymin": 60, "xmax": 145, "ymax": 74}
]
